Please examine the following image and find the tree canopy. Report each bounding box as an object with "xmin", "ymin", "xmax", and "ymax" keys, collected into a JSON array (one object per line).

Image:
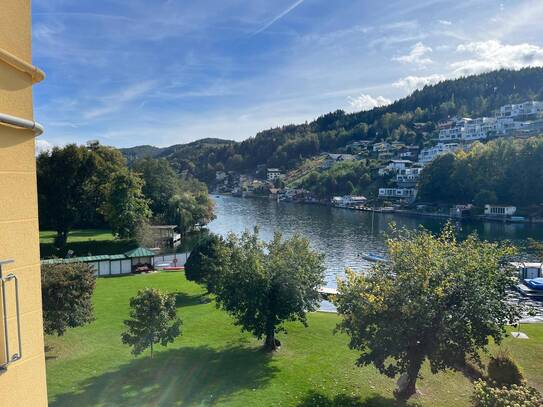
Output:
[
  {"xmin": 213, "ymin": 230, "xmax": 325, "ymax": 351},
  {"xmin": 334, "ymin": 224, "xmax": 519, "ymax": 400},
  {"xmin": 41, "ymin": 262, "xmax": 96, "ymax": 336},
  {"xmin": 121, "ymin": 288, "xmax": 182, "ymax": 357}
]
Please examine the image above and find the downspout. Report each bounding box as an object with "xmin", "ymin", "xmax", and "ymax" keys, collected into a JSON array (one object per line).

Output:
[{"xmin": 0, "ymin": 112, "xmax": 44, "ymax": 136}]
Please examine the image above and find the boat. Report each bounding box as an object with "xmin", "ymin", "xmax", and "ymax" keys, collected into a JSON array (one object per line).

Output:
[{"xmin": 362, "ymin": 252, "xmax": 387, "ymax": 263}]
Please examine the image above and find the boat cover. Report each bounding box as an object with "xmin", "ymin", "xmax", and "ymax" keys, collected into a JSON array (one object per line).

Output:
[{"xmin": 524, "ymin": 278, "xmax": 543, "ymax": 290}]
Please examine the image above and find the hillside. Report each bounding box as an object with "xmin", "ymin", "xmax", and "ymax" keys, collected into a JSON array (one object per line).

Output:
[{"xmin": 122, "ymin": 68, "xmax": 543, "ymax": 183}]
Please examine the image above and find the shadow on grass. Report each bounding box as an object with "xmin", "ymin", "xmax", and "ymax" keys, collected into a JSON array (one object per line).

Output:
[
  {"xmin": 50, "ymin": 345, "xmax": 278, "ymax": 407},
  {"xmin": 296, "ymin": 391, "xmax": 413, "ymax": 407},
  {"xmin": 174, "ymin": 292, "xmax": 211, "ymax": 308}
]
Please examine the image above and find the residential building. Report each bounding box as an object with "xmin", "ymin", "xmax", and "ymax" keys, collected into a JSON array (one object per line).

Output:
[
  {"xmin": 378, "ymin": 159, "xmax": 412, "ymax": 175},
  {"xmin": 419, "ymin": 143, "xmax": 460, "ymax": 164},
  {"xmin": 149, "ymin": 225, "xmax": 181, "ymax": 247},
  {"xmin": 266, "ymin": 168, "xmax": 283, "ymax": 181},
  {"xmin": 497, "ymin": 101, "xmax": 543, "ymax": 119},
  {"xmin": 510, "ymin": 262, "xmax": 543, "ymax": 280},
  {"xmin": 396, "ymin": 167, "xmax": 422, "ymax": 187},
  {"xmin": 0, "ymin": 1, "xmax": 48, "ymax": 405},
  {"xmin": 484, "ymin": 205, "xmax": 516, "ymax": 217},
  {"xmin": 450, "ymin": 204, "xmax": 473, "ymax": 218},
  {"xmin": 378, "ymin": 188, "xmax": 418, "ymax": 200}
]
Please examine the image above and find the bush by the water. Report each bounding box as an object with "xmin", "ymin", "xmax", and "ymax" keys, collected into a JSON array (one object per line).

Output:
[
  {"xmin": 472, "ymin": 380, "xmax": 542, "ymax": 407},
  {"xmin": 487, "ymin": 350, "xmax": 524, "ymax": 386}
]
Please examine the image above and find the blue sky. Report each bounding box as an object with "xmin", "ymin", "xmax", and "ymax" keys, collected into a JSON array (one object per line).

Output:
[{"xmin": 33, "ymin": 0, "xmax": 543, "ymax": 150}]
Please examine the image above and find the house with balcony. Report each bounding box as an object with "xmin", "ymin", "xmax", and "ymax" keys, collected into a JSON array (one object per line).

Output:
[
  {"xmin": 378, "ymin": 188, "xmax": 418, "ymax": 201},
  {"xmin": 418, "ymin": 143, "xmax": 460, "ymax": 165},
  {"xmin": 396, "ymin": 167, "xmax": 422, "ymax": 187},
  {"xmin": 266, "ymin": 168, "xmax": 283, "ymax": 181},
  {"xmin": 484, "ymin": 205, "xmax": 516, "ymax": 217}
]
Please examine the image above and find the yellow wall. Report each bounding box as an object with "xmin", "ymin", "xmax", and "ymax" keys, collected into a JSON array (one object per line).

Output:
[{"xmin": 0, "ymin": 0, "xmax": 48, "ymax": 406}]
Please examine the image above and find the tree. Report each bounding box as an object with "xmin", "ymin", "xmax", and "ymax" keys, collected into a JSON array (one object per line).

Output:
[
  {"xmin": 334, "ymin": 224, "xmax": 518, "ymax": 400},
  {"xmin": 37, "ymin": 144, "xmax": 96, "ymax": 248},
  {"xmin": 121, "ymin": 288, "xmax": 182, "ymax": 357},
  {"xmin": 184, "ymin": 234, "xmax": 224, "ymax": 293},
  {"xmin": 100, "ymin": 169, "xmax": 151, "ymax": 238},
  {"xmin": 213, "ymin": 230, "xmax": 325, "ymax": 351},
  {"xmin": 41, "ymin": 262, "xmax": 96, "ymax": 336}
]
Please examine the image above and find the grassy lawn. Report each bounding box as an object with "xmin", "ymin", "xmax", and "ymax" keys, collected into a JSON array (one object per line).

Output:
[
  {"xmin": 40, "ymin": 229, "xmax": 137, "ymax": 259},
  {"xmin": 45, "ymin": 272, "xmax": 543, "ymax": 407}
]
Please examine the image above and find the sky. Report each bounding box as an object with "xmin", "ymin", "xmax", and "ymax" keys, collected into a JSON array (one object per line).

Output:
[{"xmin": 32, "ymin": 0, "xmax": 543, "ymax": 151}]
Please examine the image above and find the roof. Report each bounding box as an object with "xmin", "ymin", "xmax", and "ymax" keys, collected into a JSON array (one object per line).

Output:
[{"xmin": 124, "ymin": 247, "xmax": 155, "ymax": 258}]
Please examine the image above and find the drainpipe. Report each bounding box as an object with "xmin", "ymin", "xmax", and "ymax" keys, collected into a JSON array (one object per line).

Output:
[
  {"xmin": 0, "ymin": 48, "xmax": 45, "ymax": 84},
  {"xmin": 0, "ymin": 112, "xmax": 44, "ymax": 136}
]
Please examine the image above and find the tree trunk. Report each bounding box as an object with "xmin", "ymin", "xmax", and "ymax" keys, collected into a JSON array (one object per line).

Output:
[
  {"xmin": 264, "ymin": 332, "xmax": 281, "ymax": 351},
  {"xmin": 55, "ymin": 229, "xmax": 69, "ymax": 249},
  {"xmin": 150, "ymin": 343, "xmax": 153, "ymax": 359},
  {"xmin": 394, "ymin": 358, "xmax": 423, "ymax": 400}
]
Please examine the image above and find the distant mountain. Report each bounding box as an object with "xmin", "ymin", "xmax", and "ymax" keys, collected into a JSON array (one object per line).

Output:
[{"xmin": 122, "ymin": 68, "xmax": 543, "ymax": 183}]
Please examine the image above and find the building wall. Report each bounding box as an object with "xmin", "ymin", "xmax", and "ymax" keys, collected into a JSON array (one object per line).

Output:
[{"xmin": 0, "ymin": 1, "xmax": 48, "ymax": 406}]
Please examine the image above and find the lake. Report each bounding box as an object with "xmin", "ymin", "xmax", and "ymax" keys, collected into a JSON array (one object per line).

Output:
[{"xmin": 207, "ymin": 195, "xmax": 543, "ymax": 316}]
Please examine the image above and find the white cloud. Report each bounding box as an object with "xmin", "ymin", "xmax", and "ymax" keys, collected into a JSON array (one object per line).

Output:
[
  {"xmin": 392, "ymin": 74, "xmax": 446, "ymax": 92},
  {"xmin": 452, "ymin": 40, "xmax": 543, "ymax": 75},
  {"xmin": 83, "ymin": 80, "xmax": 157, "ymax": 120},
  {"xmin": 347, "ymin": 94, "xmax": 391, "ymax": 112},
  {"xmin": 393, "ymin": 42, "xmax": 433, "ymax": 66},
  {"xmin": 35, "ymin": 139, "xmax": 53, "ymax": 155},
  {"xmin": 438, "ymin": 19, "xmax": 452, "ymax": 26}
]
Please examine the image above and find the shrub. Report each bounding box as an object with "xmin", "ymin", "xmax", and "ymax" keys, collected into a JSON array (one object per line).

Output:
[
  {"xmin": 472, "ymin": 379, "xmax": 542, "ymax": 407},
  {"xmin": 487, "ymin": 350, "xmax": 524, "ymax": 386}
]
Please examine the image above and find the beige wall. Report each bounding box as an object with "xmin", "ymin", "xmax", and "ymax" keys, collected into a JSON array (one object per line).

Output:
[{"xmin": 0, "ymin": 0, "xmax": 48, "ymax": 406}]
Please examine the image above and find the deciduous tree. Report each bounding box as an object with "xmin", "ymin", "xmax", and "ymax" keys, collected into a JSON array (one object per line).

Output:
[
  {"xmin": 41, "ymin": 262, "xmax": 96, "ymax": 336},
  {"xmin": 335, "ymin": 224, "xmax": 518, "ymax": 400},
  {"xmin": 121, "ymin": 288, "xmax": 181, "ymax": 357},
  {"xmin": 214, "ymin": 230, "xmax": 325, "ymax": 351}
]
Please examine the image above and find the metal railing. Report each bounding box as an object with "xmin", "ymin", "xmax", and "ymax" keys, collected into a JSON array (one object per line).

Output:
[{"xmin": 0, "ymin": 259, "xmax": 22, "ymax": 371}]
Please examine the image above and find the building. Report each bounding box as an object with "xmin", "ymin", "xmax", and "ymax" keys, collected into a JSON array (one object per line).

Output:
[
  {"xmin": 331, "ymin": 195, "xmax": 367, "ymax": 208},
  {"xmin": 378, "ymin": 188, "xmax": 418, "ymax": 200},
  {"xmin": 267, "ymin": 168, "xmax": 283, "ymax": 181},
  {"xmin": 419, "ymin": 143, "xmax": 460, "ymax": 164},
  {"xmin": 41, "ymin": 247, "xmax": 156, "ymax": 277},
  {"xmin": 484, "ymin": 205, "xmax": 517, "ymax": 217},
  {"xmin": 0, "ymin": 2, "xmax": 48, "ymax": 405},
  {"xmin": 497, "ymin": 101, "xmax": 543, "ymax": 119},
  {"xmin": 149, "ymin": 225, "xmax": 181, "ymax": 247},
  {"xmin": 396, "ymin": 167, "xmax": 422, "ymax": 187},
  {"xmin": 378, "ymin": 159, "xmax": 412, "ymax": 176}
]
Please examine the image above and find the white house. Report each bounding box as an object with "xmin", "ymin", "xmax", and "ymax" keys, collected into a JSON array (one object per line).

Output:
[
  {"xmin": 484, "ymin": 205, "xmax": 516, "ymax": 216},
  {"xmin": 419, "ymin": 143, "xmax": 460, "ymax": 164},
  {"xmin": 396, "ymin": 167, "xmax": 422, "ymax": 187},
  {"xmin": 378, "ymin": 188, "xmax": 417, "ymax": 200},
  {"xmin": 497, "ymin": 101, "xmax": 543, "ymax": 119},
  {"xmin": 267, "ymin": 168, "xmax": 283, "ymax": 181},
  {"xmin": 378, "ymin": 159, "xmax": 412, "ymax": 175}
]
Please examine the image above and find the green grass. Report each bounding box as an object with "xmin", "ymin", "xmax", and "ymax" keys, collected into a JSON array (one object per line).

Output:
[
  {"xmin": 40, "ymin": 229, "xmax": 137, "ymax": 259},
  {"xmin": 45, "ymin": 273, "xmax": 543, "ymax": 407}
]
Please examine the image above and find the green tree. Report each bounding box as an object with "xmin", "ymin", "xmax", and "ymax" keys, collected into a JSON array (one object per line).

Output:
[
  {"xmin": 37, "ymin": 144, "xmax": 96, "ymax": 248},
  {"xmin": 41, "ymin": 262, "xmax": 96, "ymax": 336},
  {"xmin": 100, "ymin": 169, "xmax": 151, "ymax": 238},
  {"xmin": 184, "ymin": 234, "xmax": 224, "ymax": 293},
  {"xmin": 335, "ymin": 224, "xmax": 518, "ymax": 400},
  {"xmin": 214, "ymin": 230, "xmax": 325, "ymax": 351},
  {"xmin": 121, "ymin": 288, "xmax": 182, "ymax": 357}
]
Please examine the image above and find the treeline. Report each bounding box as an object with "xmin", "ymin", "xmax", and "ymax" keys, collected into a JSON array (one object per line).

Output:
[
  {"xmin": 418, "ymin": 136, "xmax": 543, "ymax": 209},
  {"xmin": 38, "ymin": 143, "xmax": 214, "ymax": 248},
  {"xmin": 122, "ymin": 68, "xmax": 543, "ymax": 182}
]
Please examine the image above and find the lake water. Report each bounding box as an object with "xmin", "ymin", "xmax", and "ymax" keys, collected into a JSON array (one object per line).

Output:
[{"xmin": 207, "ymin": 195, "xmax": 543, "ymax": 318}]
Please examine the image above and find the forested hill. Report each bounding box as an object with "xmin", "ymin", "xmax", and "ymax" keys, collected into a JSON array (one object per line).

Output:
[{"xmin": 122, "ymin": 68, "xmax": 543, "ymax": 183}]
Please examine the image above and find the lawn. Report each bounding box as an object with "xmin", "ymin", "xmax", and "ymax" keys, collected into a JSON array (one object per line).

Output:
[
  {"xmin": 40, "ymin": 229, "xmax": 137, "ymax": 259},
  {"xmin": 45, "ymin": 272, "xmax": 543, "ymax": 407}
]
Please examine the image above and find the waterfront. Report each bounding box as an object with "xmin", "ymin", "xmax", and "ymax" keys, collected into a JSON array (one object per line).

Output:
[{"xmin": 208, "ymin": 195, "xmax": 543, "ymax": 315}]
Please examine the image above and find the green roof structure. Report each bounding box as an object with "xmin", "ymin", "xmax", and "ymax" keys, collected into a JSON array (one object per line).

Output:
[{"xmin": 124, "ymin": 247, "xmax": 155, "ymax": 258}]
